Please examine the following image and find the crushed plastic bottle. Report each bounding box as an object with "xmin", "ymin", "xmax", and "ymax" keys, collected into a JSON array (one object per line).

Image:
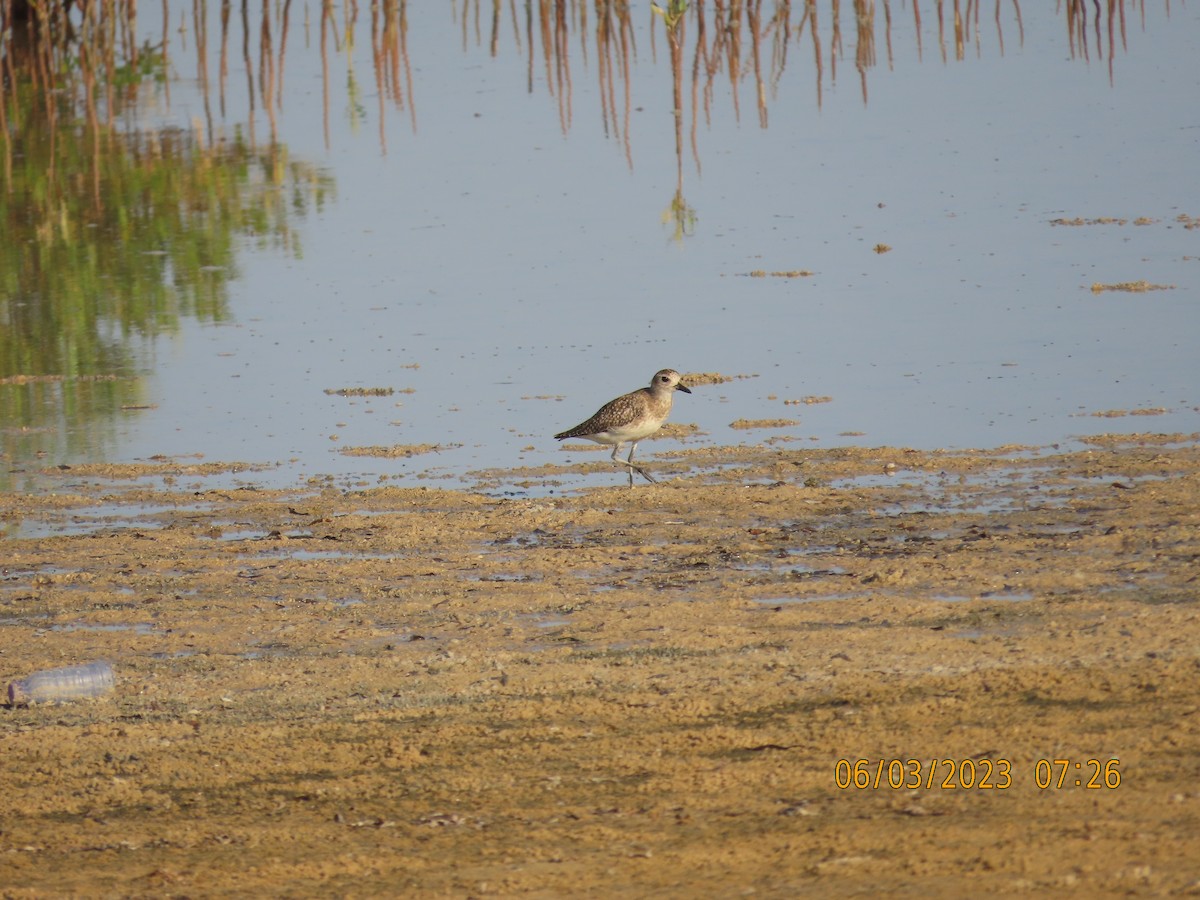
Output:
[{"xmin": 7, "ymin": 661, "xmax": 116, "ymax": 705}]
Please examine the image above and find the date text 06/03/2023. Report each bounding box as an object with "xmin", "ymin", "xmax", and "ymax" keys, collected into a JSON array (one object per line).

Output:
[{"xmin": 834, "ymin": 758, "xmax": 1122, "ymax": 791}]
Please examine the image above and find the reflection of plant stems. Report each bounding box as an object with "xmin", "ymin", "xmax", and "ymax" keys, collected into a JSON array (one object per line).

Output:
[
  {"xmin": 342, "ymin": 3, "xmax": 367, "ymax": 134},
  {"xmin": 195, "ymin": 1, "xmax": 215, "ymax": 142},
  {"xmin": 854, "ymin": 0, "xmax": 875, "ymax": 105},
  {"xmin": 241, "ymin": 0, "xmax": 255, "ymax": 143},
  {"xmin": 322, "ymin": 0, "xmax": 332, "ymax": 148},
  {"xmin": 663, "ymin": 1, "xmax": 687, "ymax": 196},
  {"xmin": 656, "ymin": 0, "xmax": 698, "ymax": 237},
  {"xmin": 370, "ymin": 0, "xmax": 415, "ymax": 150},
  {"xmin": 593, "ymin": 3, "xmax": 634, "ymax": 166},
  {"xmin": 261, "ymin": 6, "xmax": 278, "ymax": 143},
  {"xmin": 747, "ymin": 2, "xmax": 767, "ymax": 127}
]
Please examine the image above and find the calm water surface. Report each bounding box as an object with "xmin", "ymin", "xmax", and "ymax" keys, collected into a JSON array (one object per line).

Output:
[{"xmin": 2, "ymin": 2, "xmax": 1197, "ymax": 495}]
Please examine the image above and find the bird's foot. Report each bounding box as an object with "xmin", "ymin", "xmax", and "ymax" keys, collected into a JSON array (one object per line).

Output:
[{"xmin": 633, "ymin": 465, "xmax": 657, "ymax": 485}]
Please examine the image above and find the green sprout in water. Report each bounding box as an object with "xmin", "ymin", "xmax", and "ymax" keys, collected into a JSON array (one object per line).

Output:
[
  {"xmin": 651, "ymin": 1, "xmax": 689, "ymax": 29},
  {"xmin": 662, "ymin": 189, "xmax": 697, "ymax": 242},
  {"xmin": 110, "ymin": 42, "xmax": 168, "ymax": 87}
]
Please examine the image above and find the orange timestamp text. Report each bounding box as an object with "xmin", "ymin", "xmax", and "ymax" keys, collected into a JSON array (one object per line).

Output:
[{"xmin": 834, "ymin": 758, "xmax": 1122, "ymax": 790}]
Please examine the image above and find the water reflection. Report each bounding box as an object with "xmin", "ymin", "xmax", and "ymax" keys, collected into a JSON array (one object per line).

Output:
[
  {"xmin": 453, "ymin": 0, "xmax": 1041, "ymax": 238},
  {"xmin": 0, "ymin": 0, "xmax": 1182, "ymax": 495},
  {"xmin": 448, "ymin": 0, "xmax": 1165, "ymax": 229},
  {"xmin": 0, "ymin": 1, "xmax": 331, "ymax": 490}
]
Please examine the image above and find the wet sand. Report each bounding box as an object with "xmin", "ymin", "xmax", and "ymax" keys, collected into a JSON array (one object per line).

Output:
[{"xmin": 2, "ymin": 435, "xmax": 1198, "ymax": 895}]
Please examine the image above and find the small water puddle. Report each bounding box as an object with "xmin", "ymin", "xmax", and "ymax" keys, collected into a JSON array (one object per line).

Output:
[
  {"xmin": 48, "ymin": 621, "xmax": 157, "ymax": 635},
  {"xmin": 932, "ymin": 592, "xmax": 1036, "ymax": 603},
  {"xmin": 754, "ymin": 592, "xmax": 862, "ymax": 606},
  {"xmin": 9, "ymin": 501, "xmax": 222, "ymax": 539},
  {"xmin": 227, "ymin": 544, "xmax": 397, "ymax": 561}
]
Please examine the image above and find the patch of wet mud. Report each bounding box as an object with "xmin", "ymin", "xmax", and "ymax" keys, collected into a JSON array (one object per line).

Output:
[{"xmin": 1, "ymin": 436, "xmax": 1198, "ymax": 895}]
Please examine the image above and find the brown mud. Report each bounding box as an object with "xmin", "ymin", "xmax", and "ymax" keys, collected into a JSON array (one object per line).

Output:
[{"xmin": 1, "ymin": 435, "xmax": 1198, "ymax": 896}]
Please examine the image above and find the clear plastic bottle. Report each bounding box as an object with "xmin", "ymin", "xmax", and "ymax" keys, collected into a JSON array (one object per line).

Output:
[{"xmin": 7, "ymin": 661, "xmax": 116, "ymax": 705}]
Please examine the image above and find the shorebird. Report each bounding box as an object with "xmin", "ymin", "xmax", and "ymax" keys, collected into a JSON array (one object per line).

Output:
[{"xmin": 555, "ymin": 368, "xmax": 692, "ymax": 486}]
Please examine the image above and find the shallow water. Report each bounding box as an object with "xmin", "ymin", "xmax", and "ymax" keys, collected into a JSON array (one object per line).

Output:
[{"xmin": 2, "ymin": 2, "xmax": 1197, "ymax": 495}]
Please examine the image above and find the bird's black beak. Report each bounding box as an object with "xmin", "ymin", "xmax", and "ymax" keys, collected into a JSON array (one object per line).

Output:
[{"xmin": 677, "ymin": 383, "xmax": 692, "ymax": 394}]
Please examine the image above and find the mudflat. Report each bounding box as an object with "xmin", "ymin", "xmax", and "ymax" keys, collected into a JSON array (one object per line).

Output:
[{"xmin": 2, "ymin": 435, "xmax": 1198, "ymax": 896}]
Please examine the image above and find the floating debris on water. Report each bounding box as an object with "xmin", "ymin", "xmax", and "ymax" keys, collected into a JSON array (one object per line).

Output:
[
  {"xmin": 1090, "ymin": 281, "xmax": 1175, "ymax": 293},
  {"xmin": 339, "ymin": 443, "xmax": 461, "ymax": 458}
]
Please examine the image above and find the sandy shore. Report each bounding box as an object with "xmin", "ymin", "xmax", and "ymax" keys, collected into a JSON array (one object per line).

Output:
[{"xmin": 2, "ymin": 435, "xmax": 1198, "ymax": 895}]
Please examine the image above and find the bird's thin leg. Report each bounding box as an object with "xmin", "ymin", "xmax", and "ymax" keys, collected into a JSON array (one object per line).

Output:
[
  {"xmin": 627, "ymin": 442, "xmax": 657, "ymax": 485},
  {"xmin": 609, "ymin": 444, "xmax": 633, "ymax": 486},
  {"xmin": 608, "ymin": 442, "xmax": 656, "ymax": 486}
]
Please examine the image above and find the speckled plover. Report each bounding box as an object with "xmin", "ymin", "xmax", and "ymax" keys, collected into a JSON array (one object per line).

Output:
[{"xmin": 555, "ymin": 368, "xmax": 692, "ymax": 486}]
